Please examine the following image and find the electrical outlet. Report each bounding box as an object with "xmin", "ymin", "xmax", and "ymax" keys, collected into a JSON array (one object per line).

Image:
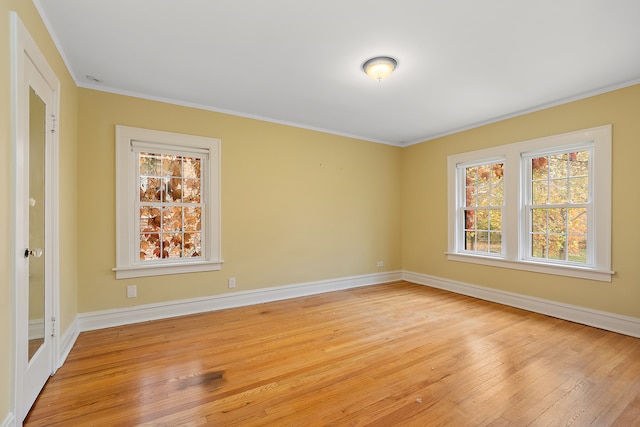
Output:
[
  {"xmin": 127, "ymin": 285, "xmax": 137, "ymax": 298},
  {"xmin": 377, "ymin": 261, "xmax": 384, "ymax": 267},
  {"xmin": 228, "ymin": 278, "xmax": 236, "ymax": 289}
]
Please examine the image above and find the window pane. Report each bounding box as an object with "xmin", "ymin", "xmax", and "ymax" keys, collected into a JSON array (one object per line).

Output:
[
  {"xmin": 140, "ymin": 154, "xmax": 161, "ymax": 176},
  {"xmin": 491, "ymin": 163, "xmax": 504, "ymax": 184},
  {"xmin": 548, "ymin": 208, "xmax": 567, "ymax": 234},
  {"xmin": 532, "ymin": 234, "xmax": 546, "ymax": 258},
  {"xmin": 532, "ymin": 157, "xmax": 548, "ymax": 180},
  {"xmin": 465, "ymin": 231, "xmax": 475, "ymax": 251},
  {"xmin": 549, "ymin": 153, "xmax": 568, "ymax": 178},
  {"xmin": 547, "ymin": 235, "xmax": 567, "ymax": 260},
  {"xmin": 184, "ymin": 207, "xmax": 201, "ymax": 231},
  {"xmin": 476, "ymin": 231, "xmax": 489, "ymax": 252},
  {"xmin": 568, "ymin": 208, "xmax": 587, "ymax": 235},
  {"xmin": 466, "ymin": 166, "xmax": 477, "ymax": 185},
  {"xmin": 549, "ymin": 179, "xmax": 569, "ymax": 204},
  {"xmin": 477, "ymin": 185, "xmax": 490, "ymax": 206},
  {"xmin": 163, "ymin": 155, "xmax": 182, "ymax": 177},
  {"xmin": 140, "ymin": 177, "xmax": 162, "ymax": 202},
  {"xmin": 489, "ymin": 231, "xmax": 501, "ymax": 253},
  {"xmin": 183, "ymin": 179, "xmax": 201, "ymax": 203},
  {"xmin": 184, "ymin": 157, "xmax": 201, "ymax": 179},
  {"xmin": 140, "ymin": 233, "xmax": 160, "ymax": 260},
  {"xmin": 569, "ymin": 151, "xmax": 589, "ymax": 177},
  {"xmin": 163, "ymin": 233, "xmax": 183, "ymax": 258},
  {"xmin": 568, "ymin": 235, "xmax": 587, "ymax": 263},
  {"xmin": 184, "ymin": 232, "xmax": 201, "ymax": 257},
  {"xmin": 476, "ymin": 210, "xmax": 488, "ymax": 230},
  {"xmin": 165, "ymin": 177, "xmax": 183, "ymax": 202},
  {"xmin": 490, "ymin": 182, "xmax": 503, "ymax": 205},
  {"xmin": 478, "ymin": 166, "xmax": 491, "ymax": 185},
  {"xmin": 140, "ymin": 207, "xmax": 161, "ymax": 232},
  {"xmin": 532, "ymin": 182, "xmax": 548, "ymax": 204},
  {"xmin": 465, "ymin": 210, "xmax": 475, "ymax": 230},
  {"xmin": 465, "ymin": 186, "xmax": 476, "ymax": 207},
  {"xmin": 163, "ymin": 206, "xmax": 182, "ymax": 232},
  {"xmin": 531, "ymin": 209, "xmax": 547, "ymax": 233},
  {"xmin": 570, "ymin": 177, "xmax": 589, "ymax": 203},
  {"xmin": 489, "ymin": 209, "xmax": 501, "ymax": 231}
]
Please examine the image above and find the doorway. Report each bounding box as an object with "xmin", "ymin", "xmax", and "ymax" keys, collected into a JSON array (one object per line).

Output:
[{"xmin": 12, "ymin": 13, "xmax": 61, "ymax": 423}]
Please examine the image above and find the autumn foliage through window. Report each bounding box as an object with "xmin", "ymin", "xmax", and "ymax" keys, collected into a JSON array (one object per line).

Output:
[
  {"xmin": 527, "ymin": 150, "xmax": 589, "ymax": 263},
  {"xmin": 138, "ymin": 153, "xmax": 203, "ymax": 261},
  {"xmin": 463, "ymin": 162, "xmax": 504, "ymax": 254}
]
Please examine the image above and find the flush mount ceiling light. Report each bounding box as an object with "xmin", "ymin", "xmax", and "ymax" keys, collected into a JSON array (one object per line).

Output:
[{"xmin": 362, "ymin": 56, "xmax": 398, "ymax": 82}]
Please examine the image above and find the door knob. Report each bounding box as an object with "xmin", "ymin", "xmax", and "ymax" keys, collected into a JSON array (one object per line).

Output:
[{"xmin": 24, "ymin": 248, "xmax": 43, "ymax": 258}]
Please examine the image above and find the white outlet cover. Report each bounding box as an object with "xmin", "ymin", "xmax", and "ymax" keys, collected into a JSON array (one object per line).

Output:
[{"xmin": 127, "ymin": 285, "xmax": 137, "ymax": 298}]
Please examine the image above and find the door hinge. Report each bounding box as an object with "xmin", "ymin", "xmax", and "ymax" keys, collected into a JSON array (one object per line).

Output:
[
  {"xmin": 51, "ymin": 316, "xmax": 56, "ymax": 338},
  {"xmin": 48, "ymin": 114, "xmax": 57, "ymax": 133}
]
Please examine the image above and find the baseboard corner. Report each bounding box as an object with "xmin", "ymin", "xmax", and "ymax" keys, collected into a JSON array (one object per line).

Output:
[{"xmin": 402, "ymin": 270, "xmax": 640, "ymax": 338}]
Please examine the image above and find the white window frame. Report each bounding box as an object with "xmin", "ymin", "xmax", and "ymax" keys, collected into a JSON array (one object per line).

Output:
[
  {"xmin": 447, "ymin": 125, "xmax": 613, "ymax": 282},
  {"xmin": 114, "ymin": 125, "xmax": 222, "ymax": 279}
]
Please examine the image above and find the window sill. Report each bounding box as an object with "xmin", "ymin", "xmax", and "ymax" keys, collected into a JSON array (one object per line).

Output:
[
  {"xmin": 445, "ymin": 252, "xmax": 613, "ymax": 282},
  {"xmin": 113, "ymin": 259, "xmax": 223, "ymax": 279}
]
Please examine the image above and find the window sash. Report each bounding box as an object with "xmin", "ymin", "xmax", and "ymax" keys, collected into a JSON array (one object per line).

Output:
[
  {"xmin": 456, "ymin": 160, "xmax": 505, "ymax": 257},
  {"xmin": 133, "ymin": 148, "xmax": 208, "ymax": 264},
  {"xmin": 521, "ymin": 145, "xmax": 594, "ymax": 267}
]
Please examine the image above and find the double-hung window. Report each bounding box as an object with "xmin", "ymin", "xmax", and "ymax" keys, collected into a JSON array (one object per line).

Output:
[
  {"xmin": 460, "ymin": 160, "xmax": 505, "ymax": 255},
  {"xmin": 523, "ymin": 147, "xmax": 592, "ymax": 265},
  {"xmin": 447, "ymin": 125, "xmax": 612, "ymax": 282},
  {"xmin": 114, "ymin": 126, "xmax": 222, "ymax": 279}
]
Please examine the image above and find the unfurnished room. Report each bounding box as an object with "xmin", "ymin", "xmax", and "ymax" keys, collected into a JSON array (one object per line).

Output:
[{"xmin": 2, "ymin": 1, "xmax": 640, "ymax": 426}]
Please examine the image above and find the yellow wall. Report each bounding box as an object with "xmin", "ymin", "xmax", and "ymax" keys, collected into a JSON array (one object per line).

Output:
[
  {"xmin": 77, "ymin": 89, "xmax": 403, "ymax": 312},
  {"xmin": 1, "ymin": 0, "xmax": 78, "ymax": 419},
  {"xmin": 402, "ymin": 84, "xmax": 640, "ymax": 318}
]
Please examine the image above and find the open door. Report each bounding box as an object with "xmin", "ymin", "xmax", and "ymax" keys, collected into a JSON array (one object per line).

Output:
[{"xmin": 12, "ymin": 13, "xmax": 60, "ymax": 423}]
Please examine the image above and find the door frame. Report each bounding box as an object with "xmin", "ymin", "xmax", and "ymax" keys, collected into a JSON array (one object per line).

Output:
[{"xmin": 11, "ymin": 12, "xmax": 61, "ymax": 423}]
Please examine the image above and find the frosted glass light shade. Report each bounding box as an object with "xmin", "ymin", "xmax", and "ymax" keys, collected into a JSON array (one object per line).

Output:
[{"xmin": 362, "ymin": 56, "xmax": 397, "ymax": 81}]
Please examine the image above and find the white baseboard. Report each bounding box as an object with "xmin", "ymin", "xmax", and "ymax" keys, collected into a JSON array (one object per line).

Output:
[
  {"xmin": 78, "ymin": 271, "xmax": 403, "ymax": 332},
  {"xmin": 403, "ymin": 271, "xmax": 640, "ymax": 338},
  {"xmin": 1, "ymin": 413, "xmax": 15, "ymax": 427},
  {"xmin": 56, "ymin": 318, "xmax": 79, "ymax": 371}
]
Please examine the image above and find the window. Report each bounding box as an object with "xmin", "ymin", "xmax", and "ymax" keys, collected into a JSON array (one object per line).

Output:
[
  {"xmin": 461, "ymin": 160, "xmax": 504, "ymax": 255},
  {"xmin": 447, "ymin": 125, "xmax": 612, "ymax": 282},
  {"xmin": 114, "ymin": 126, "xmax": 221, "ymax": 279},
  {"xmin": 524, "ymin": 148, "xmax": 591, "ymax": 264}
]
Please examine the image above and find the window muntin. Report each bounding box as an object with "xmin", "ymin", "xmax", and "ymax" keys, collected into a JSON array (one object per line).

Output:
[
  {"xmin": 524, "ymin": 148, "xmax": 592, "ymax": 265},
  {"xmin": 460, "ymin": 161, "xmax": 504, "ymax": 255}
]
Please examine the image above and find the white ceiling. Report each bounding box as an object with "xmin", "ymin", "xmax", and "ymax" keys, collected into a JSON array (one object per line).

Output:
[{"xmin": 34, "ymin": 0, "xmax": 640, "ymax": 146}]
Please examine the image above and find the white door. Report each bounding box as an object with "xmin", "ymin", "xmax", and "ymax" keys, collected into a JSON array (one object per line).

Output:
[{"xmin": 13, "ymin": 14, "xmax": 60, "ymax": 423}]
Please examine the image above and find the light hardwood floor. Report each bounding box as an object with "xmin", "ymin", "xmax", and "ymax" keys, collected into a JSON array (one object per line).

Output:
[{"xmin": 25, "ymin": 281, "xmax": 640, "ymax": 426}]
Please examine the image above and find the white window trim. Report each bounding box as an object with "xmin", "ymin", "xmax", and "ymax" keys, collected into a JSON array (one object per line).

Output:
[
  {"xmin": 447, "ymin": 125, "xmax": 613, "ymax": 282},
  {"xmin": 113, "ymin": 125, "xmax": 222, "ymax": 279}
]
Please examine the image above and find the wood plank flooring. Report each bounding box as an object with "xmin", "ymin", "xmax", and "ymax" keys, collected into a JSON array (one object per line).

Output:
[{"xmin": 25, "ymin": 281, "xmax": 640, "ymax": 426}]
